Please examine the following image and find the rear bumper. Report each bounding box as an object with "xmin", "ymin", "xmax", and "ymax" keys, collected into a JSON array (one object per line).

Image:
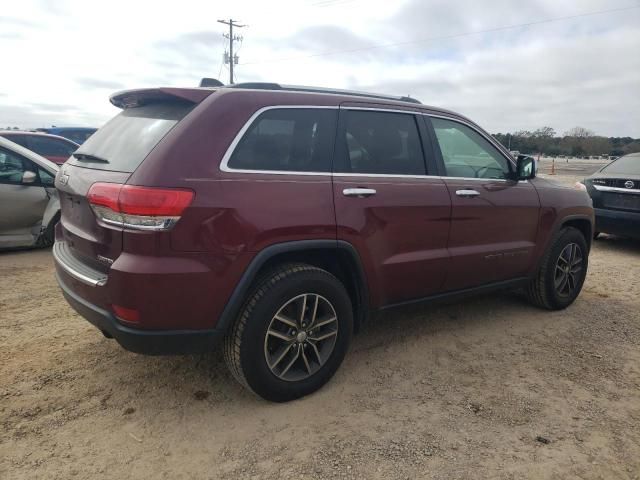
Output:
[
  {"xmin": 595, "ymin": 208, "xmax": 640, "ymax": 238},
  {"xmin": 56, "ymin": 272, "xmax": 224, "ymax": 355}
]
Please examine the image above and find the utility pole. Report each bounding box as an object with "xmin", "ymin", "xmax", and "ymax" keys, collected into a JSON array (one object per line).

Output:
[{"xmin": 217, "ymin": 18, "xmax": 245, "ymax": 84}]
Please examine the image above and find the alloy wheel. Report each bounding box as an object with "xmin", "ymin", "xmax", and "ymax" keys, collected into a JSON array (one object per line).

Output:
[
  {"xmin": 554, "ymin": 242, "xmax": 583, "ymax": 298},
  {"xmin": 264, "ymin": 293, "xmax": 338, "ymax": 382}
]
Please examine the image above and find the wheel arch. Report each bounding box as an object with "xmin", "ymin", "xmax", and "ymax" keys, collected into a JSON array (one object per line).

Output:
[
  {"xmin": 560, "ymin": 215, "xmax": 593, "ymax": 251},
  {"xmin": 532, "ymin": 213, "xmax": 593, "ymax": 277},
  {"xmin": 217, "ymin": 240, "xmax": 370, "ymax": 334}
]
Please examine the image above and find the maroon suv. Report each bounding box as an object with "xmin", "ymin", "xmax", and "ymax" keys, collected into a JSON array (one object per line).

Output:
[{"xmin": 53, "ymin": 83, "xmax": 594, "ymax": 401}]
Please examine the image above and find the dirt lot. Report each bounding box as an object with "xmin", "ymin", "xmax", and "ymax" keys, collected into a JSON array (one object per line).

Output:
[{"xmin": 2, "ymin": 201, "xmax": 639, "ymax": 478}]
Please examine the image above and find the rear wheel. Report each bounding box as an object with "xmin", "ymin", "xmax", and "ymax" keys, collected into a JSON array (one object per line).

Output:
[
  {"xmin": 526, "ymin": 227, "xmax": 588, "ymax": 310},
  {"xmin": 224, "ymin": 263, "xmax": 353, "ymax": 402}
]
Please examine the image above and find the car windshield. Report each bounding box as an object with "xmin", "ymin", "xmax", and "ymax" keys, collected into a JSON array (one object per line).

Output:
[
  {"xmin": 601, "ymin": 154, "xmax": 640, "ymax": 175},
  {"xmin": 69, "ymin": 102, "xmax": 193, "ymax": 172}
]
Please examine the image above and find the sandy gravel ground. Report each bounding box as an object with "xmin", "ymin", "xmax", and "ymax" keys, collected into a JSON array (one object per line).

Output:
[{"xmin": 1, "ymin": 224, "xmax": 639, "ymax": 478}]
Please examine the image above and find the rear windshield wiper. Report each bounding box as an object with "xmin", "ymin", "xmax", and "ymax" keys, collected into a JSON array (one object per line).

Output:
[{"xmin": 73, "ymin": 153, "xmax": 110, "ymax": 163}]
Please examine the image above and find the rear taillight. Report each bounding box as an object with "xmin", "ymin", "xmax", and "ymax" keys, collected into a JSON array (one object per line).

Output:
[{"xmin": 87, "ymin": 183, "xmax": 194, "ymax": 231}]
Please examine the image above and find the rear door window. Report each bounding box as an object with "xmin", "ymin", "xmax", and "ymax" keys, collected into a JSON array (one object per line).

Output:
[
  {"xmin": 227, "ymin": 108, "xmax": 337, "ymax": 173},
  {"xmin": 335, "ymin": 110, "xmax": 426, "ymax": 175},
  {"xmin": 69, "ymin": 102, "xmax": 193, "ymax": 172}
]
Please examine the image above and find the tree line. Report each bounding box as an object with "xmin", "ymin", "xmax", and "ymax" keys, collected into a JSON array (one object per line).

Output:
[{"xmin": 493, "ymin": 127, "xmax": 640, "ymax": 157}]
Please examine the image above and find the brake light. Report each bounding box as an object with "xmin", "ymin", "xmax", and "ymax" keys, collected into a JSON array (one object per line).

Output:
[{"xmin": 87, "ymin": 183, "xmax": 194, "ymax": 231}]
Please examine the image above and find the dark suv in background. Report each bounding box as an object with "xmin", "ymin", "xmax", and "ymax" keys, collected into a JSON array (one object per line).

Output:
[
  {"xmin": 53, "ymin": 83, "xmax": 594, "ymax": 401},
  {"xmin": 583, "ymin": 152, "xmax": 640, "ymax": 239}
]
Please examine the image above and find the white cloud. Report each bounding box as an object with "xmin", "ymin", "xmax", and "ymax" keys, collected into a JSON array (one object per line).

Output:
[{"xmin": 1, "ymin": 0, "xmax": 638, "ymax": 136}]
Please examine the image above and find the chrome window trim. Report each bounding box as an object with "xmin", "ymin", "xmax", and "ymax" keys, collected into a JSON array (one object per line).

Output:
[
  {"xmin": 219, "ymin": 104, "xmax": 517, "ymax": 181},
  {"xmin": 332, "ymin": 172, "xmax": 436, "ymax": 179},
  {"xmin": 219, "ymin": 105, "xmax": 338, "ymax": 175},
  {"xmin": 426, "ymin": 113, "xmax": 517, "ymax": 169},
  {"xmin": 593, "ymin": 184, "xmax": 640, "ymax": 194}
]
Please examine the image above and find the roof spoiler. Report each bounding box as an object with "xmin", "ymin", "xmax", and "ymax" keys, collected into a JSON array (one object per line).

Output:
[{"xmin": 110, "ymin": 88, "xmax": 214, "ymax": 109}]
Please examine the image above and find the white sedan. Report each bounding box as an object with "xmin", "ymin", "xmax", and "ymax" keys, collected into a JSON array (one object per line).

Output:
[{"xmin": 0, "ymin": 136, "xmax": 60, "ymax": 249}]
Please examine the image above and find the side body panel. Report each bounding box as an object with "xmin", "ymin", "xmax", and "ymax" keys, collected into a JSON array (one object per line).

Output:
[
  {"xmin": 440, "ymin": 178, "xmax": 540, "ymax": 290},
  {"xmin": 424, "ymin": 115, "xmax": 541, "ymax": 290}
]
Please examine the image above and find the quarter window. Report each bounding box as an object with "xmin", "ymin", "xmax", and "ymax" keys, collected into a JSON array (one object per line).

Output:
[
  {"xmin": 228, "ymin": 108, "xmax": 337, "ymax": 172},
  {"xmin": 338, "ymin": 110, "xmax": 426, "ymax": 175},
  {"xmin": 432, "ymin": 118, "xmax": 510, "ymax": 179}
]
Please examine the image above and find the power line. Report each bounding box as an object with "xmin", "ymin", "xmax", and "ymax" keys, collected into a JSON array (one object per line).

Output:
[
  {"xmin": 311, "ymin": 0, "xmax": 357, "ymax": 7},
  {"xmin": 217, "ymin": 18, "xmax": 246, "ymax": 84},
  {"xmin": 240, "ymin": 4, "xmax": 640, "ymax": 66}
]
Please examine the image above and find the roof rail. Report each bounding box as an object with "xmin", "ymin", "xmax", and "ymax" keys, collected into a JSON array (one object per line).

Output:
[{"xmin": 226, "ymin": 82, "xmax": 421, "ymax": 105}]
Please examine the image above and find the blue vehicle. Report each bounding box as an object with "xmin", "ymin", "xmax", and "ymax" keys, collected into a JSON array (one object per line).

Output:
[{"xmin": 36, "ymin": 127, "xmax": 97, "ymax": 145}]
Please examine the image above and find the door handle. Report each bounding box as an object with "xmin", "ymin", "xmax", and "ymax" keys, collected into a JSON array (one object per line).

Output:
[
  {"xmin": 455, "ymin": 189, "xmax": 480, "ymax": 198},
  {"xmin": 343, "ymin": 188, "xmax": 376, "ymax": 198}
]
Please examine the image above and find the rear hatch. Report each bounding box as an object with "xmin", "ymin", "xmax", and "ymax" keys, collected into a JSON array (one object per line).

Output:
[{"xmin": 55, "ymin": 89, "xmax": 209, "ymax": 271}]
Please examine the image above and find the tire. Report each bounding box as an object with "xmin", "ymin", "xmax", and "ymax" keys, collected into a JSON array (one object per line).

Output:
[
  {"xmin": 36, "ymin": 219, "xmax": 56, "ymax": 248},
  {"xmin": 526, "ymin": 226, "xmax": 589, "ymax": 310},
  {"xmin": 224, "ymin": 263, "xmax": 353, "ymax": 402}
]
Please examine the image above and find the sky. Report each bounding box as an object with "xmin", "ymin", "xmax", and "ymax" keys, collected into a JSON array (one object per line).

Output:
[{"xmin": 1, "ymin": 0, "xmax": 639, "ymax": 137}]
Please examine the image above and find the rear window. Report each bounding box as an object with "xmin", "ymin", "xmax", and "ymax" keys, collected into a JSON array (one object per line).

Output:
[
  {"xmin": 69, "ymin": 102, "xmax": 193, "ymax": 172},
  {"xmin": 601, "ymin": 154, "xmax": 640, "ymax": 175},
  {"xmin": 27, "ymin": 136, "xmax": 77, "ymax": 157},
  {"xmin": 1, "ymin": 134, "xmax": 29, "ymax": 148},
  {"xmin": 61, "ymin": 130, "xmax": 95, "ymax": 144},
  {"xmin": 227, "ymin": 108, "xmax": 337, "ymax": 172}
]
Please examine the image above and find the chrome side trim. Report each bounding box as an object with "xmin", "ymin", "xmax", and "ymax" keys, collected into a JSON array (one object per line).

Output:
[
  {"xmin": 332, "ymin": 172, "xmax": 436, "ymax": 179},
  {"xmin": 593, "ymin": 185, "xmax": 640, "ymax": 194},
  {"xmin": 53, "ymin": 244, "xmax": 107, "ymax": 287}
]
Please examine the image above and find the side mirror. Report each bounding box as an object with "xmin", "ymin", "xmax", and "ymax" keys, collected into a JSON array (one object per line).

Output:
[
  {"xmin": 22, "ymin": 170, "xmax": 37, "ymax": 184},
  {"xmin": 515, "ymin": 155, "xmax": 536, "ymax": 181}
]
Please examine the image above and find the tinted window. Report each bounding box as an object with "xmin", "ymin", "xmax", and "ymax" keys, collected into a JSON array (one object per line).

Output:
[
  {"xmin": 338, "ymin": 110, "xmax": 425, "ymax": 175},
  {"xmin": 0, "ymin": 148, "xmax": 27, "ymax": 184},
  {"xmin": 63, "ymin": 130, "xmax": 94, "ymax": 144},
  {"xmin": 38, "ymin": 167, "xmax": 55, "ymax": 186},
  {"xmin": 27, "ymin": 136, "xmax": 77, "ymax": 157},
  {"xmin": 69, "ymin": 102, "xmax": 193, "ymax": 172},
  {"xmin": 432, "ymin": 118, "xmax": 510, "ymax": 179},
  {"xmin": 601, "ymin": 154, "xmax": 640, "ymax": 175},
  {"xmin": 228, "ymin": 108, "xmax": 337, "ymax": 172},
  {"xmin": 1, "ymin": 134, "xmax": 29, "ymax": 148}
]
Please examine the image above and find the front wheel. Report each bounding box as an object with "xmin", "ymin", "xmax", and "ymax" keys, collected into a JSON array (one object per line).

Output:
[
  {"xmin": 224, "ymin": 264, "xmax": 353, "ymax": 402},
  {"xmin": 526, "ymin": 227, "xmax": 589, "ymax": 310}
]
